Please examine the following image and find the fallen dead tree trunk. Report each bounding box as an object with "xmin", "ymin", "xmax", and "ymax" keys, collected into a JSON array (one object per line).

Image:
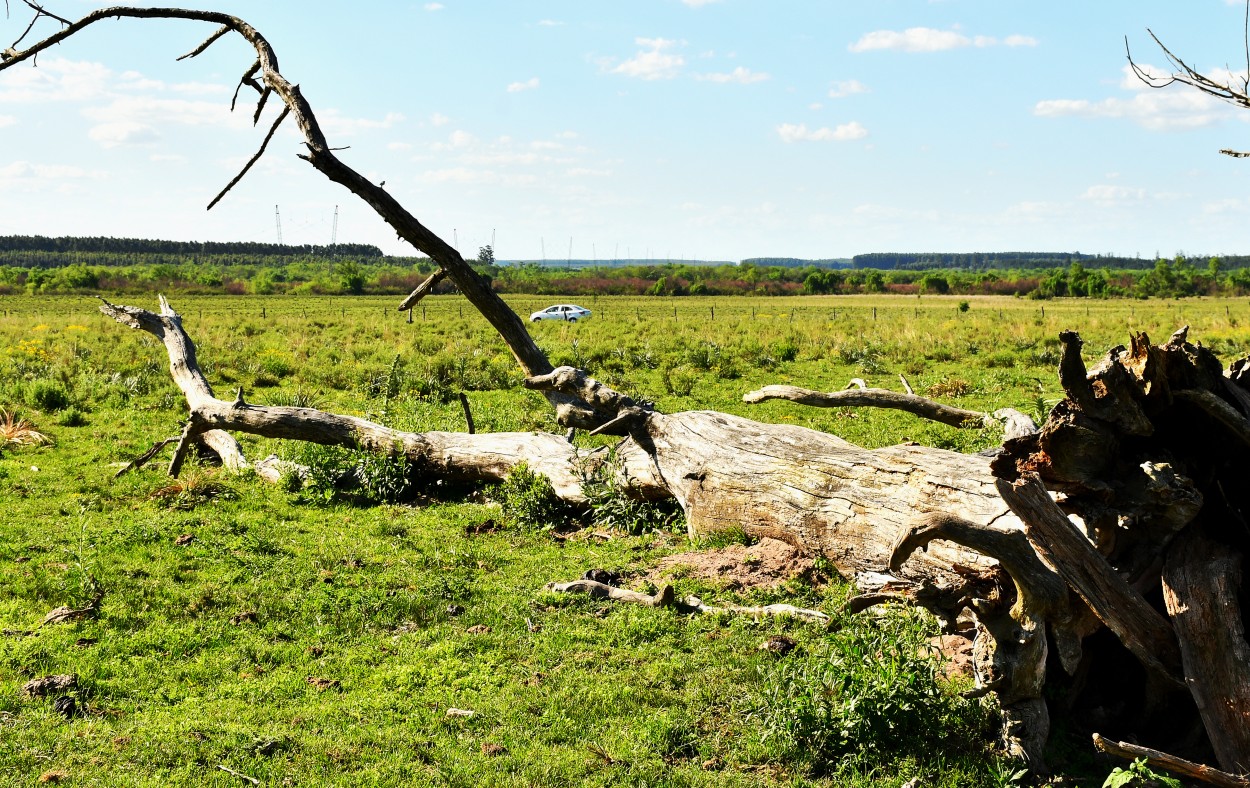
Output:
[{"xmin": 9, "ymin": 4, "xmax": 1250, "ymax": 780}]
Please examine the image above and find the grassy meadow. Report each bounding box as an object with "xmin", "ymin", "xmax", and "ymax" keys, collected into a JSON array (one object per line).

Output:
[{"xmin": 2, "ymin": 292, "xmax": 1247, "ymax": 786}]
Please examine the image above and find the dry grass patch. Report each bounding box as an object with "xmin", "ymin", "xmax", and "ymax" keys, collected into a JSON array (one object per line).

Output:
[{"xmin": 0, "ymin": 409, "xmax": 51, "ymax": 446}]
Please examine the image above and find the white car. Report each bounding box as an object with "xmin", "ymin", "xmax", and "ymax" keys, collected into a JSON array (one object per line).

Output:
[{"xmin": 529, "ymin": 304, "xmax": 592, "ymax": 322}]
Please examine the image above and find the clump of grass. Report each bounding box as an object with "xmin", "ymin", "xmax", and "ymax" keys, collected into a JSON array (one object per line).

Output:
[
  {"xmin": 58, "ymin": 405, "xmax": 88, "ymax": 427},
  {"xmin": 581, "ymin": 450, "xmax": 684, "ymax": 535},
  {"xmin": 24, "ymin": 379, "xmax": 72, "ymax": 412},
  {"xmin": 771, "ymin": 336, "xmax": 801, "ymax": 363},
  {"xmin": 1, "ymin": 409, "xmax": 52, "ymax": 446},
  {"xmin": 751, "ymin": 604, "xmax": 993, "ymax": 773},
  {"xmin": 927, "ymin": 377, "xmax": 970, "ymax": 398},
  {"xmin": 149, "ymin": 467, "xmax": 236, "ymax": 510},
  {"xmin": 699, "ymin": 524, "xmax": 756, "ymax": 549},
  {"xmin": 661, "ymin": 364, "xmax": 699, "ymax": 397},
  {"xmin": 493, "ymin": 462, "xmax": 578, "ymax": 532},
  {"xmin": 287, "ymin": 443, "xmax": 416, "ymax": 505}
]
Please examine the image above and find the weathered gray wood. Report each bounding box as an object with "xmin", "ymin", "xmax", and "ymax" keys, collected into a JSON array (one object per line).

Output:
[
  {"xmin": 1162, "ymin": 531, "xmax": 1250, "ymax": 774},
  {"xmin": 743, "ymin": 384, "xmax": 987, "ymax": 429},
  {"xmin": 996, "ymin": 474, "xmax": 1183, "ymax": 685},
  {"xmin": 397, "ymin": 269, "xmax": 447, "ymax": 311}
]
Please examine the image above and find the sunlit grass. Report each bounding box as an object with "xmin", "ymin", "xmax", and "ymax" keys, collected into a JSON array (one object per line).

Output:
[{"xmin": 0, "ymin": 292, "xmax": 1237, "ymax": 786}]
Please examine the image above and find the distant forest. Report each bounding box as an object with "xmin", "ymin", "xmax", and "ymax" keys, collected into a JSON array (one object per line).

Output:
[{"xmin": 2, "ymin": 235, "xmax": 1249, "ymax": 300}]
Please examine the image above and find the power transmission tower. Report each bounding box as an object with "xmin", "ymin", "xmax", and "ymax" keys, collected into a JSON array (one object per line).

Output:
[
  {"xmin": 274, "ymin": 205, "xmax": 283, "ymax": 245},
  {"xmin": 330, "ymin": 205, "xmax": 338, "ymax": 256}
]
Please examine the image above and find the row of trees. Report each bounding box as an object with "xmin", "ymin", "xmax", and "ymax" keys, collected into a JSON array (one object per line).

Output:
[
  {"xmin": 3, "ymin": 250, "xmax": 1248, "ymax": 299},
  {"xmin": 848, "ymin": 250, "xmax": 1250, "ymax": 271},
  {"xmin": 0, "ymin": 234, "xmax": 383, "ymax": 258}
]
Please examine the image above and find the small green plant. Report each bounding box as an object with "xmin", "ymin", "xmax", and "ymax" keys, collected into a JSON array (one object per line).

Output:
[
  {"xmin": 581, "ymin": 449, "xmax": 684, "ymax": 535},
  {"xmin": 494, "ymin": 462, "xmax": 577, "ymax": 531},
  {"xmin": 661, "ymin": 363, "xmax": 699, "ymax": 397},
  {"xmin": 701, "ymin": 525, "xmax": 756, "ymax": 549},
  {"xmin": 149, "ymin": 466, "xmax": 236, "ymax": 510},
  {"xmin": 958, "ymin": 300, "xmax": 971, "ymax": 313},
  {"xmin": 1102, "ymin": 758, "xmax": 1182, "ymax": 788},
  {"xmin": 25, "ymin": 379, "xmax": 72, "ymax": 412},
  {"xmin": 751, "ymin": 604, "xmax": 991, "ymax": 772},
  {"xmin": 288, "ymin": 443, "xmax": 416, "ymax": 505},
  {"xmin": 771, "ymin": 337, "xmax": 801, "ymax": 363},
  {"xmin": 990, "ymin": 758, "xmax": 1030, "ymax": 787},
  {"xmin": 58, "ymin": 405, "xmax": 88, "ymax": 427}
]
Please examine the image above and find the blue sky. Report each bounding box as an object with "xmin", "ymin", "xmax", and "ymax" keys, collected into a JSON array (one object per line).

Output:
[{"xmin": 2, "ymin": 1, "xmax": 1249, "ymax": 261}]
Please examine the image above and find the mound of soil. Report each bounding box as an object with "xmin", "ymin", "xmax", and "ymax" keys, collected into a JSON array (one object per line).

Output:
[{"xmin": 648, "ymin": 537, "xmax": 815, "ymax": 591}]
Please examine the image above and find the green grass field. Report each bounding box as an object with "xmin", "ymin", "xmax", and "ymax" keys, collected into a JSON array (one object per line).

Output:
[{"xmin": 2, "ymin": 293, "xmax": 1245, "ymax": 786}]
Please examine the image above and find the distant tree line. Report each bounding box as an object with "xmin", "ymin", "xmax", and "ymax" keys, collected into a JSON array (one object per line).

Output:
[
  {"xmin": 850, "ymin": 250, "xmax": 1250, "ymax": 271},
  {"xmin": 0, "ymin": 234, "xmax": 383, "ymax": 259},
  {"xmin": 740, "ymin": 257, "xmax": 852, "ymax": 269},
  {"xmin": 2, "ymin": 236, "xmax": 1249, "ymax": 300}
]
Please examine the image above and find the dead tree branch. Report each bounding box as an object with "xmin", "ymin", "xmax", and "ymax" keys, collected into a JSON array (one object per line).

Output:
[
  {"xmin": 743, "ymin": 383, "xmax": 1037, "ymax": 439},
  {"xmin": 207, "ymin": 105, "xmax": 289, "ymax": 210},
  {"xmin": 1093, "ymin": 734, "xmax": 1250, "ymax": 788}
]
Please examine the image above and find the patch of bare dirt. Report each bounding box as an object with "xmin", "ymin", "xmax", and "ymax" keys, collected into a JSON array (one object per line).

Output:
[
  {"xmin": 930, "ymin": 633, "xmax": 976, "ymax": 681},
  {"xmin": 647, "ymin": 537, "xmax": 815, "ymax": 591}
]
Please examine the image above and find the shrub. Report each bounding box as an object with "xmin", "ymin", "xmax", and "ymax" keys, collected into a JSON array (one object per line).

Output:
[
  {"xmin": 752, "ymin": 604, "xmax": 991, "ymax": 771},
  {"xmin": 494, "ymin": 462, "xmax": 577, "ymax": 532},
  {"xmin": 771, "ymin": 337, "xmax": 800, "ymax": 363},
  {"xmin": 58, "ymin": 406, "xmax": 88, "ymax": 427},
  {"xmin": 662, "ymin": 364, "xmax": 699, "ymax": 397},
  {"xmin": 0, "ymin": 409, "xmax": 51, "ymax": 446},
  {"xmin": 290, "ymin": 443, "xmax": 416, "ymax": 505},
  {"xmin": 25, "ymin": 380, "xmax": 71, "ymax": 412},
  {"xmin": 581, "ymin": 449, "xmax": 684, "ymax": 535},
  {"xmin": 1102, "ymin": 758, "xmax": 1182, "ymax": 788}
]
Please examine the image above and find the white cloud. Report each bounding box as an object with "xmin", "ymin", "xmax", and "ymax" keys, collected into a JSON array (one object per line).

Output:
[
  {"xmin": 430, "ymin": 112, "xmax": 451, "ymax": 126},
  {"xmin": 171, "ymin": 82, "xmax": 231, "ymax": 96},
  {"xmin": 849, "ymin": 27, "xmax": 1035, "ymax": 53},
  {"xmin": 1034, "ymin": 82, "xmax": 1237, "ymax": 131},
  {"xmin": 1204, "ymin": 198, "xmax": 1249, "ymax": 213},
  {"xmin": 319, "ymin": 110, "xmax": 403, "ymax": 136},
  {"xmin": 507, "ymin": 77, "xmax": 540, "ymax": 93},
  {"xmin": 850, "ymin": 27, "xmax": 969, "ymax": 53},
  {"xmin": 611, "ymin": 37, "xmax": 685, "ymax": 80},
  {"xmin": 431, "ymin": 130, "xmax": 478, "ymax": 151},
  {"xmin": 828, "ymin": 79, "xmax": 869, "ymax": 98},
  {"xmin": 82, "ymin": 95, "xmax": 250, "ymax": 132},
  {"xmin": 1082, "ymin": 184, "xmax": 1148, "ymax": 205},
  {"xmin": 424, "ymin": 3, "xmax": 444, "ymax": 10},
  {"xmin": 0, "ymin": 57, "xmax": 112, "ymax": 102},
  {"xmin": 681, "ymin": 0, "xmax": 722, "ymax": 6},
  {"xmin": 0, "ymin": 115, "xmax": 15, "ymax": 128},
  {"xmin": 537, "ymin": 19, "xmax": 564, "ymax": 26},
  {"xmin": 1004, "ymin": 34, "xmax": 1039, "ymax": 47},
  {"xmin": 88, "ymin": 121, "xmax": 160, "ymax": 148},
  {"xmin": 695, "ymin": 66, "xmax": 769, "ymax": 84},
  {"xmin": 116, "ymin": 73, "xmax": 166, "ymax": 92},
  {"xmin": 0, "ymin": 162, "xmax": 106, "ymax": 183},
  {"xmin": 566, "ymin": 167, "xmax": 612, "ymax": 177},
  {"xmin": 777, "ymin": 121, "xmax": 868, "ymax": 142}
]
